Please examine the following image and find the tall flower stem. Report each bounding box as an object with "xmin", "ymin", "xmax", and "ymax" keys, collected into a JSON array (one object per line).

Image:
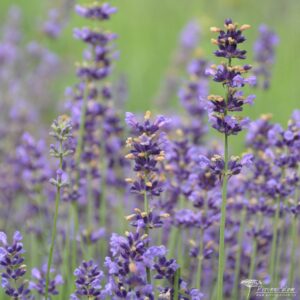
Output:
[
  {"xmin": 216, "ymin": 132, "xmax": 229, "ymax": 300},
  {"xmin": 99, "ymin": 162, "xmax": 107, "ymax": 260},
  {"xmin": 45, "ymin": 142, "xmax": 63, "ymax": 300},
  {"xmin": 216, "ymin": 62, "xmax": 231, "ymax": 299},
  {"xmin": 195, "ymin": 229, "xmax": 204, "ymax": 290},
  {"xmin": 144, "ymin": 191, "xmax": 151, "ymax": 284},
  {"xmin": 274, "ymin": 198, "xmax": 288, "ymax": 286},
  {"xmin": 248, "ymin": 213, "xmax": 263, "ymax": 280},
  {"xmin": 174, "ymin": 267, "xmax": 181, "ymax": 300},
  {"xmin": 196, "ymin": 192, "xmax": 209, "ymax": 290},
  {"xmin": 288, "ymin": 215, "xmax": 298, "ymax": 286},
  {"xmin": 269, "ymin": 197, "xmax": 281, "ymax": 286},
  {"xmin": 288, "ymin": 166, "xmax": 299, "ymax": 287},
  {"xmin": 232, "ymin": 206, "xmax": 247, "ymax": 300}
]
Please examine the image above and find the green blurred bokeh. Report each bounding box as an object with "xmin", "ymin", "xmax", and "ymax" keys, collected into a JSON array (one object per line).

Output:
[{"xmin": 1, "ymin": 0, "xmax": 300, "ymax": 144}]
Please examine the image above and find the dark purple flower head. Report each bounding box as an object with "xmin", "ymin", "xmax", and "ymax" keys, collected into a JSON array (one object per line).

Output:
[
  {"xmin": 71, "ymin": 260, "xmax": 106, "ymax": 299},
  {"xmin": 207, "ymin": 19, "xmax": 255, "ymax": 136},
  {"xmin": 209, "ymin": 114, "xmax": 250, "ymax": 135},
  {"xmin": 75, "ymin": 3, "xmax": 117, "ymax": 20},
  {"xmin": 125, "ymin": 111, "xmax": 170, "ymax": 197},
  {"xmin": 0, "ymin": 231, "xmax": 31, "ymax": 299},
  {"xmin": 210, "ymin": 19, "xmax": 251, "ymax": 59},
  {"xmin": 126, "ymin": 208, "xmax": 169, "ymax": 230},
  {"xmin": 197, "ymin": 153, "xmax": 253, "ymax": 181},
  {"xmin": 29, "ymin": 265, "xmax": 63, "ymax": 297}
]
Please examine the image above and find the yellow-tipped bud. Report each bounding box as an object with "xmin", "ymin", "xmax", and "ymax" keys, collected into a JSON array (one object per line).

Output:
[
  {"xmin": 240, "ymin": 24, "xmax": 251, "ymax": 31},
  {"xmin": 125, "ymin": 214, "xmax": 136, "ymax": 221},
  {"xmin": 144, "ymin": 110, "xmax": 151, "ymax": 120},
  {"xmin": 210, "ymin": 26, "xmax": 221, "ymax": 33},
  {"xmin": 227, "ymin": 23, "xmax": 235, "ymax": 30},
  {"xmin": 211, "ymin": 38, "xmax": 219, "ymax": 45},
  {"xmin": 261, "ymin": 113, "xmax": 273, "ymax": 121},
  {"xmin": 228, "ymin": 37, "xmax": 235, "ymax": 44},
  {"xmin": 125, "ymin": 153, "xmax": 134, "ymax": 159},
  {"xmin": 129, "ymin": 262, "xmax": 137, "ymax": 273}
]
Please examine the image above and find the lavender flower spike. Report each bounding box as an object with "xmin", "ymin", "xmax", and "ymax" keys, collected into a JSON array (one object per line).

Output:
[
  {"xmin": 208, "ymin": 19, "xmax": 255, "ymax": 300},
  {"xmin": 253, "ymin": 24, "xmax": 279, "ymax": 89},
  {"xmin": 0, "ymin": 231, "xmax": 31, "ymax": 299}
]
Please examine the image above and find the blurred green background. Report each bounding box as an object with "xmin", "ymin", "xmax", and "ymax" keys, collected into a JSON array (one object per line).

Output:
[{"xmin": 1, "ymin": 0, "xmax": 300, "ymax": 144}]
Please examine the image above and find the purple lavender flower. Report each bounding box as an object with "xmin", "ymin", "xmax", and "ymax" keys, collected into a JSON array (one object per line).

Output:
[
  {"xmin": 253, "ymin": 24, "xmax": 279, "ymax": 89},
  {"xmin": 29, "ymin": 265, "xmax": 63, "ymax": 297},
  {"xmin": 210, "ymin": 19, "xmax": 250, "ymax": 59},
  {"xmin": 71, "ymin": 260, "xmax": 108, "ymax": 299},
  {"xmin": 125, "ymin": 111, "xmax": 170, "ymax": 197},
  {"xmin": 75, "ymin": 3, "xmax": 117, "ymax": 20},
  {"xmin": 0, "ymin": 231, "xmax": 31, "ymax": 299},
  {"xmin": 43, "ymin": 9, "xmax": 62, "ymax": 38}
]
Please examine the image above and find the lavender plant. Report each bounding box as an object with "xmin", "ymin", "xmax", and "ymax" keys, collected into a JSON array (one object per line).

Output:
[
  {"xmin": 0, "ymin": 2, "xmax": 299, "ymax": 300},
  {"xmin": 207, "ymin": 19, "xmax": 256, "ymax": 299},
  {"xmin": 45, "ymin": 116, "xmax": 74, "ymax": 299}
]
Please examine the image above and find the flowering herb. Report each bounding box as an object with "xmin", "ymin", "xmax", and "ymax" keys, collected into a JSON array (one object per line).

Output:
[{"xmin": 208, "ymin": 19, "xmax": 255, "ymax": 300}]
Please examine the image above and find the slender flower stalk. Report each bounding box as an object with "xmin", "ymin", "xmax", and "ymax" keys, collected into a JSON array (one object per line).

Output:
[
  {"xmin": 232, "ymin": 206, "xmax": 247, "ymax": 300},
  {"xmin": 45, "ymin": 116, "xmax": 73, "ymax": 299},
  {"xmin": 288, "ymin": 215, "xmax": 298, "ymax": 286},
  {"xmin": 173, "ymin": 267, "xmax": 181, "ymax": 300},
  {"xmin": 269, "ymin": 197, "xmax": 281, "ymax": 286},
  {"xmin": 207, "ymin": 19, "xmax": 255, "ymax": 300},
  {"xmin": 248, "ymin": 212, "xmax": 263, "ymax": 281},
  {"xmin": 144, "ymin": 191, "xmax": 151, "ymax": 284}
]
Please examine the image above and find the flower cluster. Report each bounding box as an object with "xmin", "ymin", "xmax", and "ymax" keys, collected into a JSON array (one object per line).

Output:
[
  {"xmin": 125, "ymin": 111, "xmax": 169, "ymax": 197},
  {"xmin": 29, "ymin": 265, "xmax": 63, "ymax": 297},
  {"xmin": 71, "ymin": 260, "xmax": 108, "ymax": 299},
  {"xmin": 253, "ymin": 24, "xmax": 279, "ymax": 89},
  {"xmin": 0, "ymin": 232, "xmax": 31, "ymax": 299},
  {"xmin": 207, "ymin": 19, "xmax": 256, "ymax": 135}
]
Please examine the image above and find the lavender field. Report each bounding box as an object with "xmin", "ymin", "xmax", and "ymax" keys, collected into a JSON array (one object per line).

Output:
[{"xmin": 0, "ymin": 0, "xmax": 299, "ymax": 299}]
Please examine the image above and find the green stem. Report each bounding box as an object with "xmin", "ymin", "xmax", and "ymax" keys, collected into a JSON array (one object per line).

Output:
[
  {"xmin": 62, "ymin": 217, "xmax": 71, "ymax": 299},
  {"xmin": 232, "ymin": 207, "xmax": 247, "ymax": 300},
  {"xmin": 71, "ymin": 201, "xmax": 79, "ymax": 274},
  {"xmin": 45, "ymin": 143, "xmax": 63, "ymax": 299},
  {"xmin": 195, "ymin": 229, "xmax": 204, "ymax": 290},
  {"xmin": 173, "ymin": 267, "xmax": 181, "ymax": 300},
  {"xmin": 274, "ymin": 198, "xmax": 288, "ymax": 286},
  {"xmin": 45, "ymin": 185, "xmax": 61, "ymax": 300},
  {"xmin": 99, "ymin": 164, "xmax": 107, "ymax": 260},
  {"xmin": 177, "ymin": 229, "xmax": 184, "ymax": 269},
  {"xmin": 216, "ymin": 133, "xmax": 229, "ymax": 300},
  {"xmin": 269, "ymin": 197, "xmax": 281, "ymax": 286},
  {"xmin": 144, "ymin": 191, "xmax": 151, "ymax": 284},
  {"xmin": 288, "ymin": 215, "xmax": 298, "ymax": 286},
  {"xmin": 246, "ymin": 288, "xmax": 252, "ymax": 300},
  {"xmin": 248, "ymin": 213, "xmax": 263, "ymax": 282},
  {"xmin": 167, "ymin": 226, "xmax": 179, "ymax": 258},
  {"xmin": 195, "ymin": 192, "xmax": 209, "ymax": 290}
]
